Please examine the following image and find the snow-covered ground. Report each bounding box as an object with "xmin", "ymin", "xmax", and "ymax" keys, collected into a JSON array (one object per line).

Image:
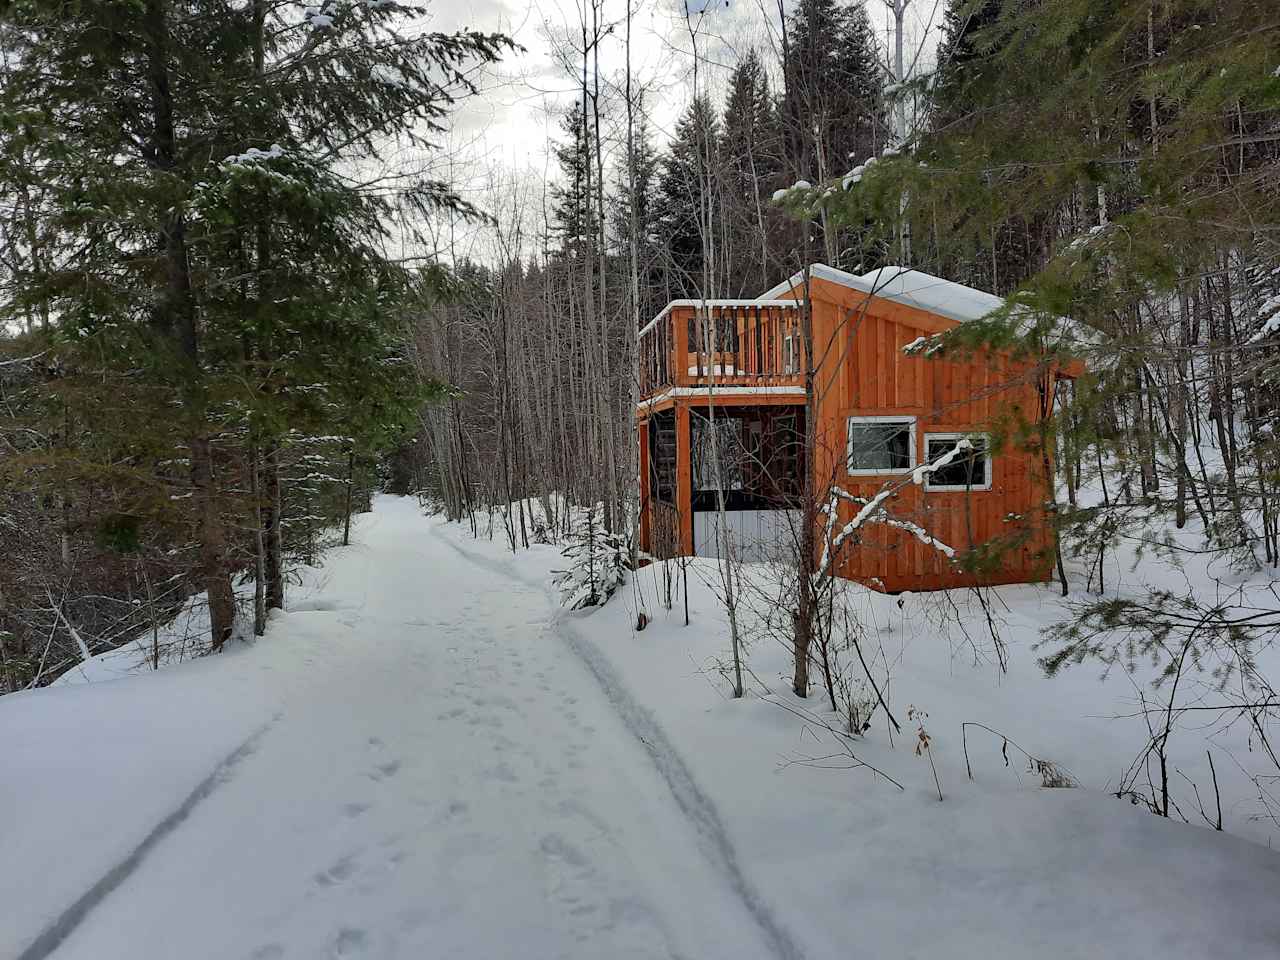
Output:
[{"xmin": 5, "ymin": 495, "xmax": 1280, "ymax": 960}]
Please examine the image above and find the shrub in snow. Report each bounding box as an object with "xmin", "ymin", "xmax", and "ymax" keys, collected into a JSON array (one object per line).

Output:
[
  {"xmin": 551, "ymin": 503, "xmax": 631, "ymax": 610},
  {"xmin": 530, "ymin": 513, "xmax": 552, "ymax": 545},
  {"xmin": 909, "ymin": 705, "xmax": 944, "ymax": 802},
  {"xmin": 960, "ymin": 721, "xmax": 1079, "ymax": 789}
]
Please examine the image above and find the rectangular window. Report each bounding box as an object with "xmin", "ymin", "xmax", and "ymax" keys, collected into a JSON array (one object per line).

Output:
[
  {"xmin": 846, "ymin": 417, "xmax": 915, "ymax": 474},
  {"xmin": 923, "ymin": 433, "xmax": 991, "ymax": 491}
]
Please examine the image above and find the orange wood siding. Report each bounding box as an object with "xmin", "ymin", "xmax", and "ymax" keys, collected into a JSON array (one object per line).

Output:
[
  {"xmin": 635, "ymin": 274, "xmax": 1067, "ymax": 592},
  {"xmin": 806, "ymin": 279, "xmax": 1055, "ymax": 591}
]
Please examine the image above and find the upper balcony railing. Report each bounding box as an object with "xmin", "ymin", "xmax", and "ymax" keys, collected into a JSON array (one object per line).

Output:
[{"xmin": 638, "ymin": 300, "xmax": 807, "ymax": 400}]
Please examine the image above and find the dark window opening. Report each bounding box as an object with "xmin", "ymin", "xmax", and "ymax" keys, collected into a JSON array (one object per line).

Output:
[
  {"xmin": 690, "ymin": 408, "xmax": 804, "ymax": 511},
  {"xmin": 847, "ymin": 418, "xmax": 914, "ymax": 473},
  {"xmin": 924, "ymin": 435, "xmax": 990, "ymax": 489},
  {"xmin": 649, "ymin": 411, "xmax": 677, "ymax": 503}
]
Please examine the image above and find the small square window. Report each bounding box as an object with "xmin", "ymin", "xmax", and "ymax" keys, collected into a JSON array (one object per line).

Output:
[
  {"xmin": 923, "ymin": 434, "xmax": 991, "ymax": 491},
  {"xmin": 847, "ymin": 417, "xmax": 915, "ymax": 474}
]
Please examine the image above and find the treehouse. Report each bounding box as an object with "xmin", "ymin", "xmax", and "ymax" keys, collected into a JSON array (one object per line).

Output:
[{"xmin": 636, "ymin": 263, "xmax": 1079, "ymax": 592}]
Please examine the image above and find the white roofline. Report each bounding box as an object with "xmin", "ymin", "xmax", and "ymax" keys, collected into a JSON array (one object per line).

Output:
[
  {"xmin": 758, "ymin": 263, "xmax": 875, "ymax": 300},
  {"xmin": 638, "ymin": 299, "xmax": 802, "ymax": 339},
  {"xmin": 757, "ymin": 263, "xmax": 1003, "ymax": 325}
]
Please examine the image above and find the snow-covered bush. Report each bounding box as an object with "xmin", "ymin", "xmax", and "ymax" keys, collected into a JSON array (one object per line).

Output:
[{"xmin": 551, "ymin": 503, "xmax": 631, "ymax": 610}]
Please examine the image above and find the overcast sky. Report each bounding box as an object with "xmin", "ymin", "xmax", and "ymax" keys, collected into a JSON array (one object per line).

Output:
[{"xmin": 413, "ymin": 0, "xmax": 942, "ymax": 260}]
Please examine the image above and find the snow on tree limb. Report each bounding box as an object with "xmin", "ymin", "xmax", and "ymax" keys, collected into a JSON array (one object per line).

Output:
[
  {"xmin": 817, "ymin": 440, "xmax": 973, "ymax": 578},
  {"xmin": 46, "ymin": 589, "xmax": 92, "ymax": 664},
  {"xmin": 911, "ymin": 438, "xmax": 971, "ymax": 485}
]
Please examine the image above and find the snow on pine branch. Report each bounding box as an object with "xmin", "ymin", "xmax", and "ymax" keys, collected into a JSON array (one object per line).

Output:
[
  {"xmin": 223, "ymin": 144, "xmax": 285, "ymax": 165},
  {"xmin": 902, "ymin": 334, "xmax": 944, "ymax": 356},
  {"xmin": 1247, "ymin": 294, "xmax": 1280, "ymax": 343},
  {"xmin": 303, "ymin": 1, "xmax": 336, "ymax": 28}
]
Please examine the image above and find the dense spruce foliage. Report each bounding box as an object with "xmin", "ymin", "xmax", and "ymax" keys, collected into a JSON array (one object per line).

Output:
[{"xmin": 0, "ymin": 0, "xmax": 511, "ymax": 687}]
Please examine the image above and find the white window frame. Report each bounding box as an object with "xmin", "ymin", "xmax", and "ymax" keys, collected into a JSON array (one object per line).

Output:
[
  {"xmin": 922, "ymin": 432, "xmax": 993, "ymax": 492},
  {"xmin": 846, "ymin": 415, "xmax": 917, "ymax": 476}
]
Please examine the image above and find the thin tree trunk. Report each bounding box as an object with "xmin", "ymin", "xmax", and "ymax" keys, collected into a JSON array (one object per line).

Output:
[
  {"xmin": 343, "ymin": 444, "xmax": 355, "ymax": 547},
  {"xmin": 144, "ymin": 0, "xmax": 235, "ymax": 650}
]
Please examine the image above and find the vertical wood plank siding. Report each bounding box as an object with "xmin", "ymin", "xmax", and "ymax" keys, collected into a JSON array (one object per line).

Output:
[{"xmin": 636, "ymin": 277, "xmax": 1065, "ymax": 591}]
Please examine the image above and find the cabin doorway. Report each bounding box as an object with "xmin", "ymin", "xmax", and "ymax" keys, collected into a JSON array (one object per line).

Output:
[{"xmin": 688, "ymin": 406, "xmax": 805, "ymax": 563}]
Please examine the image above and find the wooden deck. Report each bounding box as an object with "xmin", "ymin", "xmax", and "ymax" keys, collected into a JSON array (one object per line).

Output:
[{"xmin": 638, "ymin": 301, "xmax": 807, "ymax": 402}]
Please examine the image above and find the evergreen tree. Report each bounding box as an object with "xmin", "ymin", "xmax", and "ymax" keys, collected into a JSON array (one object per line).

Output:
[
  {"xmin": 721, "ymin": 51, "xmax": 786, "ymax": 294},
  {"xmin": 550, "ymin": 103, "xmax": 598, "ymax": 259},
  {"xmin": 0, "ymin": 0, "xmax": 510, "ymax": 650},
  {"xmin": 781, "ymin": 0, "xmax": 887, "ymax": 267},
  {"xmin": 826, "ymin": 0, "xmax": 1280, "ymax": 574},
  {"xmin": 655, "ymin": 96, "xmax": 722, "ymax": 295},
  {"xmin": 930, "ymin": 0, "xmax": 1002, "ymax": 132},
  {"xmin": 783, "ymin": 0, "xmax": 886, "ymax": 183},
  {"xmin": 608, "ymin": 113, "xmax": 665, "ymax": 321}
]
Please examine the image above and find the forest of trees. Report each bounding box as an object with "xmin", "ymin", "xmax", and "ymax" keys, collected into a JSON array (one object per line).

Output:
[
  {"xmin": 3, "ymin": 0, "xmax": 1279, "ymax": 832},
  {"xmin": 403, "ymin": 0, "xmax": 1280, "ymax": 820},
  {"xmin": 0, "ymin": 0, "xmax": 512, "ymax": 687},
  {"xmin": 419, "ymin": 0, "xmax": 1279, "ymax": 590}
]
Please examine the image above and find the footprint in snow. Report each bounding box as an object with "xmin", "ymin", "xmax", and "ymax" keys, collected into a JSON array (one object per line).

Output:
[
  {"xmin": 539, "ymin": 833, "xmax": 589, "ymax": 869},
  {"xmin": 330, "ymin": 928, "xmax": 368, "ymax": 957},
  {"xmin": 367, "ymin": 759, "xmax": 401, "ymax": 781},
  {"xmin": 484, "ymin": 761, "xmax": 519, "ymax": 783},
  {"xmin": 314, "ymin": 856, "xmax": 359, "ymax": 887},
  {"xmin": 440, "ymin": 799, "xmax": 468, "ymax": 819},
  {"xmin": 249, "ymin": 945, "xmax": 284, "ymax": 960},
  {"xmin": 341, "ymin": 802, "xmax": 370, "ymax": 819}
]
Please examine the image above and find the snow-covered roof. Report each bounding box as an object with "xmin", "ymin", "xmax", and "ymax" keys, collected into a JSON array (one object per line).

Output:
[
  {"xmin": 758, "ymin": 263, "xmax": 1005, "ymax": 325},
  {"xmin": 857, "ymin": 266, "xmax": 1005, "ymax": 323}
]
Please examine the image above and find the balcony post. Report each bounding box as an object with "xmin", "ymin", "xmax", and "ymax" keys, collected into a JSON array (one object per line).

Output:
[
  {"xmin": 673, "ymin": 306, "xmax": 689, "ymax": 387},
  {"xmin": 638, "ymin": 419, "xmax": 651, "ymax": 554},
  {"xmin": 675, "ymin": 403, "xmax": 694, "ymax": 554}
]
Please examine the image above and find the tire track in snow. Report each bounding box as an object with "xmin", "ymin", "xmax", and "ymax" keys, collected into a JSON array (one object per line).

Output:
[
  {"xmin": 17, "ymin": 722, "xmax": 276, "ymax": 960},
  {"xmin": 439, "ymin": 530, "xmax": 807, "ymax": 960}
]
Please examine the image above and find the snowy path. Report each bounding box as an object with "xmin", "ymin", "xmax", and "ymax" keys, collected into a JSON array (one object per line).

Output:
[{"xmin": 37, "ymin": 498, "xmax": 791, "ymax": 960}]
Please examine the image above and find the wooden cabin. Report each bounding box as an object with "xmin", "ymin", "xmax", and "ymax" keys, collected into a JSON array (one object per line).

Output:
[{"xmin": 636, "ymin": 263, "xmax": 1077, "ymax": 593}]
